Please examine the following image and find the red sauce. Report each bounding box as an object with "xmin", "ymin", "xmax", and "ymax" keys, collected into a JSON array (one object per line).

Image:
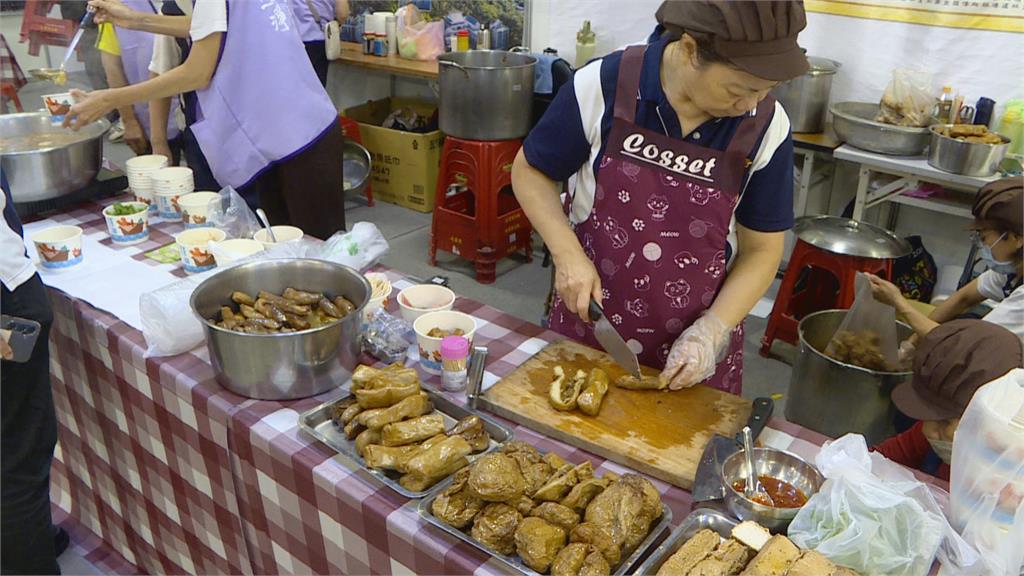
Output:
[{"xmin": 731, "ymin": 476, "xmax": 808, "ymax": 508}]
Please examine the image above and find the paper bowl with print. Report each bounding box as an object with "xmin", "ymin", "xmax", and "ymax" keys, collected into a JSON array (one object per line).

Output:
[
  {"xmin": 209, "ymin": 238, "xmax": 264, "ymax": 265},
  {"xmin": 102, "ymin": 201, "xmax": 150, "ymax": 245},
  {"xmin": 360, "ymin": 272, "xmax": 393, "ymax": 326},
  {"xmin": 32, "ymin": 225, "xmax": 83, "ymax": 269},
  {"xmin": 253, "ymin": 225, "xmax": 304, "ymax": 246},
  {"xmin": 177, "ymin": 191, "xmax": 220, "ymax": 228},
  {"xmin": 398, "ymin": 284, "xmax": 456, "ymax": 322},
  {"xmin": 154, "ymin": 189, "xmax": 185, "ymax": 219},
  {"xmin": 175, "ymin": 228, "xmax": 226, "ymax": 274},
  {"xmin": 126, "ymin": 154, "xmax": 169, "ymax": 212},
  {"xmin": 413, "ymin": 311, "xmax": 477, "ymax": 375},
  {"xmin": 41, "ymin": 92, "xmax": 75, "ymax": 124}
]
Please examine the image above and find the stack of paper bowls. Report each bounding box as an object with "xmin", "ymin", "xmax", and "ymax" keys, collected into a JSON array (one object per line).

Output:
[
  {"xmin": 151, "ymin": 167, "xmax": 195, "ymax": 219},
  {"xmin": 125, "ymin": 154, "xmax": 169, "ymax": 213}
]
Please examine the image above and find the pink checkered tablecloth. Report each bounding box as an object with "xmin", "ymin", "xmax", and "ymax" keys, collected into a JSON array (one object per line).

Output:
[{"xmin": 40, "ymin": 196, "xmax": 949, "ymax": 575}]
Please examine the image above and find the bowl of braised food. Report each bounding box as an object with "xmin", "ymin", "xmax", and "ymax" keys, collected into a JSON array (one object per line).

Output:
[
  {"xmin": 413, "ymin": 310, "xmax": 478, "ymax": 375},
  {"xmin": 721, "ymin": 447, "xmax": 824, "ymax": 533}
]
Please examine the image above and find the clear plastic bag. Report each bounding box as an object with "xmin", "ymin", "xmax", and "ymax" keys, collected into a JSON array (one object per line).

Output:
[
  {"xmin": 396, "ymin": 4, "xmax": 444, "ymax": 61},
  {"xmin": 205, "ymin": 186, "xmax": 262, "ymax": 241},
  {"xmin": 946, "ymin": 369, "xmax": 1024, "ymax": 576},
  {"xmin": 825, "ymin": 272, "xmax": 900, "ymax": 371},
  {"xmin": 362, "ymin": 308, "xmax": 414, "ymax": 364},
  {"xmin": 789, "ymin": 434, "xmax": 982, "ymax": 576},
  {"xmin": 876, "ymin": 68, "xmax": 935, "ymax": 128}
]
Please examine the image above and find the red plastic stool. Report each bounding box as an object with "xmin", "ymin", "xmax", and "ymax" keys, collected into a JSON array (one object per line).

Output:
[
  {"xmin": 19, "ymin": 1, "xmax": 76, "ymax": 57},
  {"xmin": 760, "ymin": 238, "xmax": 894, "ymax": 355},
  {"xmin": 0, "ymin": 83, "xmax": 22, "ymax": 113},
  {"xmin": 430, "ymin": 136, "xmax": 533, "ymax": 284},
  {"xmin": 339, "ymin": 115, "xmax": 374, "ymax": 206}
]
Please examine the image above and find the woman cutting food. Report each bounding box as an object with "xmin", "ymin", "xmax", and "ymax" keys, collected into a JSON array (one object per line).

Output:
[
  {"xmin": 512, "ymin": 1, "xmax": 807, "ymax": 393},
  {"xmin": 63, "ymin": 0, "xmax": 346, "ymax": 239}
]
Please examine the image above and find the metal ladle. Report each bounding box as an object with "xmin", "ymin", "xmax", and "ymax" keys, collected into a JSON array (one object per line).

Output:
[
  {"xmin": 741, "ymin": 425, "xmax": 774, "ymax": 506},
  {"xmin": 255, "ymin": 208, "xmax": 277, "ymax": 243}
]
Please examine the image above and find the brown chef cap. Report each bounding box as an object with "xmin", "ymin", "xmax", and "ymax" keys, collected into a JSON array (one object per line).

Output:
[
  {"xmin": 971, "ymin": 176, "xmax": 1023, "ymax": 236},
  {"xmin": 892, "ymin": 319, "xmax": 1023, "ymax": 421},
  {"xmin": 655, "ymin": 0, "xmax": 809, "ymax": 81}
]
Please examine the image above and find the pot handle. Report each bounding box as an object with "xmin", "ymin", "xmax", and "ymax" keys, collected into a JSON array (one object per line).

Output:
[{"xmin": 439, "ymin": 59, "xmax": 470, "ymax": 78}]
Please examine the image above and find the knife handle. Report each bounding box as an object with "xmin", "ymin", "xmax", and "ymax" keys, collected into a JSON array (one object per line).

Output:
[
  {"xmin": 736, "ymin": 397, "xmax": 774, "ymax": 444},
  {"xmin": 588, "ymin": 300, "xmax": 603, "ymax": 323}
]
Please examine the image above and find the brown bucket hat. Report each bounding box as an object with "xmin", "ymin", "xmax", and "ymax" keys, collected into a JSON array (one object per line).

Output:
[
  {"xmin": 892, "ymin": 319, "xmax": 1023, "ymax": 421},
  {"xmin": 970, "ymin": 176, "xmax": 1023, "ymax": 235},
  {"xmin": 655, "ymin": 0, "xmax": 810, "ymax": 81}
]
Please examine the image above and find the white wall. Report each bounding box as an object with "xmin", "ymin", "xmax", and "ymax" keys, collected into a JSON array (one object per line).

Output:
[{"xmin": 527, "ymin": 0, "xmax": 661, "ymax": 63}]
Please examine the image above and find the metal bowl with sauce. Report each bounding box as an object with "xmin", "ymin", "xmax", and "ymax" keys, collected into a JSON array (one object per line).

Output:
[{"xmin": 721, "ymin": 447, "xmax": 824, "ymax": 533}]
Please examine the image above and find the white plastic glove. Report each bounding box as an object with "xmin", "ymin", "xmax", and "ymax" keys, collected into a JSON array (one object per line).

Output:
[
  {"xmin": 660, "ymin": 312, "xmax": 732, "ymax": 390},
  {"xmin": 897, "ymin": 339, "xmax": 916, "ymax": 367}
]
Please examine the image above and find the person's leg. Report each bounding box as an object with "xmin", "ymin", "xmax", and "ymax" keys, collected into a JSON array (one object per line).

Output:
[
  {"xmin": 275, "ymin": 122, "xmax": 346, "ymax": 240},
  {"xmin": 1, "ymin": 274, "xmax": 59, "ymax": 576},
  {"xmin": 181, "ymin": 127, "xmax": 221, "ymax": 192},
  {"xmin": 304, "ymin": 40, "xmax": 329, "ymax": 87}
]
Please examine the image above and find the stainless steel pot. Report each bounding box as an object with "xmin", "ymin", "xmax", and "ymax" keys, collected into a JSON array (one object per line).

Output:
[
  {"xmin": 342, "ymin": 138, "xmax": 371, "ymax": 197},
  {"xmin": 786, "ymin": 309, "xmax": 913, "ymax": 445},
  {"xmin": 831, "ymin": 102, "xmax": 932, "ymax": 156},
  {"xmin": 437, "ymin": 50, "xmax": 536, "ymax": 141},
  {"xmin": 771, "ymin": 57, "xmax": 840, "ymax": 133},
  {"xmin": 190, "ymin": 259, "xmax": 371, "ymax": 400},
  {"xmin": 0, "ymin": 112, "xmax": 110, "ymax": 203},
  {"xmin": 927, "ymin": 124, "xmax": 1010, "ymax": 177}
]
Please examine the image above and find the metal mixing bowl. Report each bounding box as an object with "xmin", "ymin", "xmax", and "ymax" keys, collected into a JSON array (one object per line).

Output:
[
  {"xmin": 189, "ymin": 259, "xmax": 371, "ymax": 400},
  {"xmin": 0, "ymin": 112, "xmax": 110, "ymax": 202},
  {"xmin": 343, "ymin": 138, "xmax": 371, "ymax": 197},
  {"xmin": 927, "ymin": 124, "xmax": 1010, "ymax": 177},
  {"xmin": 721, "ymin": 447, "xmax": 824, "ymax": 533},
  {"xmin": 830, "ymin": 102, "xmax": 932, "ymax": 156}
]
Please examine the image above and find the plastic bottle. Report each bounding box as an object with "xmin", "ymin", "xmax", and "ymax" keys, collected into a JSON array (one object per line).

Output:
[
  {"xmin": 457, "ymin": 29, "xmax": 470, "ymax": 52},
  {"xmin": 936, "ymin": 86, "xmax": 954, "ymax": 124},
  {"xmin": 441, "ymin": 336, "xmax": 470, "ymax": 392},
  {"xmin": 385, "ymin": 14, "xmax": 397, "ymax": 56},
  {"xmin": 575, "ymin": 20, "xmax": 596, "ymax": 69}
]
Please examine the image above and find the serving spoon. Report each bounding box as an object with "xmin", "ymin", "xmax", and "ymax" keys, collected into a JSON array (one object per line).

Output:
[{"xmin": 742, "ymin": 425, "xmax": 774, "ymax": 506}]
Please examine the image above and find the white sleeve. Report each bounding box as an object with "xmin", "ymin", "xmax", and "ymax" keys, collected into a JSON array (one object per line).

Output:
[
  {"xmin": 983, "ymin": 284, "xmax": 1024, "ymax": 342},
  {"xmin": 190, "ymin": 0, "xmax": 228, "ymax": 42},
  {"xmin": 976, "ymin": 269, "xmax": 1009, "ymax": 302},
  {"xmin": 148, "ymin": 34, "xmax": 181, "ymax": 75},
  {"xmin": 0, "ymin": 193, "xmax": 37, "ymax": 293}
]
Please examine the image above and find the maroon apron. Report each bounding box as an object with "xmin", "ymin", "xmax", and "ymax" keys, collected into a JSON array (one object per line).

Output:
[{"xmin": 548, "ymin": 46, "xmax": 775, "ymax": 395}]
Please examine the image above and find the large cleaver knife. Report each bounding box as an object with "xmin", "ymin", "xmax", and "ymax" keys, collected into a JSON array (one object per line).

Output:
[
  {"xmin": 692, "ymin": 397, "xmax": 774, "ymax": 503},
  {"xmin": 589, "ymin": 301, "xmax": 640, "ymax": 378}
]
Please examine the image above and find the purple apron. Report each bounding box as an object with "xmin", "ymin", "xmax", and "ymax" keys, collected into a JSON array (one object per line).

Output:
[
  {"xmin": 548, "ymin": 46, "xmax": 775, "ymax": 395},
  {"xmin": 189, "ymin": 0, "xmax": 338, "ymax": 190},
  {"xmin": 116, "ymin": 0, "xmax": 180, "ymax": 140},
  {"xmin": 289, "ymin": 0, "xmax": 335, "ymax": 42}
]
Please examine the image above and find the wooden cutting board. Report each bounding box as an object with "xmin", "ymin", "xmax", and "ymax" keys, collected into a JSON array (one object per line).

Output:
[{"xmin": 480, "ymin": 339, "xmax": 752, "ymax": 490}]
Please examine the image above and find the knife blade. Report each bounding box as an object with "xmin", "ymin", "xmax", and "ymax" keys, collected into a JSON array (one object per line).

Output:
[
  {"xmin": 692, "ymin": 397, "xmax": 774, "ymax": 503},
  {"xmin": 589, "ymin": 301, "xmax": 640, "ymax": 378}
]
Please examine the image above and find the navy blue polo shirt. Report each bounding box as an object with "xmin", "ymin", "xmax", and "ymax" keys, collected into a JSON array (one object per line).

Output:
[{"xmin": 523, "ymin": 34, "xmax": 795, "ymax": 233}]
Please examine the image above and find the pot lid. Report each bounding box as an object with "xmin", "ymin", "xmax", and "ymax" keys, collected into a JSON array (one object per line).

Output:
[
  {"xmin": 793, "ymin": 216, "xmax": 912, "ymax": 259},
  {"xmin": 805, "ymin": 56, "xmax": 840, "ymax": 76}
]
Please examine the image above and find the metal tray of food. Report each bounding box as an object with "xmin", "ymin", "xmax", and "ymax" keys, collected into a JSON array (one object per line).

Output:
[
  {"xmin": 632, "ymin": 508, "xmax": 738, "ymax": 575},
  {"xmin": 299, "ymin": 389, "xmax": 513, "ymax": 499},
  {"xmin": 418, "ymin": 470, "xmax": 673, "ymax": 576}
]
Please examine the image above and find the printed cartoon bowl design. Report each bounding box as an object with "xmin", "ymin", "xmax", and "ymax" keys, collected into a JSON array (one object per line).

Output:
[
  {"xmin": 177, "ymin": 192, "xmax": 220, "ymax": 229},
  {"xmin": 32, "ymin": 225, "xmax": 83, "ymax": 269},
  {"xmin": 413, "ymin": 311, "xmax": 478, "ymax": 376},
  {"xmin": 42, "ymin": 92, "xmax": 74, "ymax": 124},
  {"xmin": 102, "ymin": 202, "xmax": 150, "ymax": 245},
  {"xmin": 176, "ymin": 228, "xmax": 226, "ymax": 274}
]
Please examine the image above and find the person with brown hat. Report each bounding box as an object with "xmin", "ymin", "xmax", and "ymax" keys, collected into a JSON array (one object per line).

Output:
[
  {"xmin": 868, "ymin": 176, "xmax": 1024, "ymax": 345},
  {"xmin": 512, "ymin": 1, "xmax": 809, "ymax": 394},
  {"xmin": 873, "ymin": 319, "xmax": 1023, "ymax": 481}
]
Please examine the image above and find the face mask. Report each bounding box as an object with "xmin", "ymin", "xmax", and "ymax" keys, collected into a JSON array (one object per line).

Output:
[
  {"xmin": 927, "ymin": 437, "xmax": 954, "ymax": 465},
  {"xmin": 974, "ymin": 232, "xmax": 1017, "ymax": 275}
]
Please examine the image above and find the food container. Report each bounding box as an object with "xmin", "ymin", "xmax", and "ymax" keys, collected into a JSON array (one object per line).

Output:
[
  {"xmin": 298, "ymin": 389, "xmax": 513, "ymax": 498},
  {"xmin": 175, "ymin": 228, "xmax": 226, "ymax": 274},
  {"xmin": 102, "ymin": 202, "xmax": 150, "ymax": 245},
  {"xmin": 830, "ymin": 102, "xmax": 932, "ymax": 155},
  {"xmin": 786, "ymin": 309, "xmax": 913, "ymax": 445},
  {"xmin": 32, "ymin": 225, "xmax": 83, "ymax": 270},
  {"xmin": 633, "ymin": 508, "xmax": 737, "ymax": 575},
  {"xmin": 0, "ymin": 113, "xmax": 109, "ymax": 203},
  {"xmin": 125, "ymin": 154, "xmax": 170, "ymax": 212},
  {"xmin": 151, "ymin": 166, "xmax": 195, "ymax": 218},
  {"xmin": 721, "ymin": 447, "xmax": 824, "ymax": 533},
  {"xmin": 342, "ymin": 139, "xmax": 371, "ymax": 197},
  {"xmin": 361, "ymin": 272, "xmax": 393, "ymax": 325},
  {"xmin": 397, "ymin": 284, "xmax": 456, "ymax": 322},
  {"xmin": 209, "ymin": 238, "xmax": 264, "ymax": 265},
  {"xmin": 176, "ymin": 191, "xmax": 220, "ymax": 228},
  {"xmin": 253, "ymin": 225, "xmax": 304, "ymax": 246},
  {"xmin": 190, "ymin": 259, "xmax": 371, "ymax": 399},
  {"xmin": 927, "ymin": 124, "xmax": 1011, "ymax": 177},
  {"xmin": 437, "ymin": 50, "xmax": 537, "ymax": 140},
  {"xmin": 413, "ymin": 311, "xmax": 478, "ymax": 375},
  {"xmin": 771, "ymin": 57, "xmax": 840, "ymax": 133},
  {"xmin": 41, "ymin": 92, "xmax": 74, "ymax": 124}
]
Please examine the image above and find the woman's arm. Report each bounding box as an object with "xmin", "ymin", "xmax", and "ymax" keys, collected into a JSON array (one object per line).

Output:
[
  {"xmin": 336, "ymin": 0, "xmax": 350, "ymax": 20},
  {"xmin": 709, "ymin": 225, "xmax": 784, "ymax": 327},
  {"xmin": 65, "ymin": 33, "xmax": 221, "ymax": 130},
  {"xmin": 147, "ymin": 72, "xmax": 175, "ymax": 163},
  {"xmin": 89, "ymin": 0, "xmax": 192, "ymax": 37},
  {"xmin": 927, "ymin": 278, "xmax": 986, "ymax": 323},
  {"xmin": 868, "ymin": 274, "xmax": 985, "ymax": 340},
  {"xmin": 511, "ymin": 148, "xmax": 601, "ymax": 320}
]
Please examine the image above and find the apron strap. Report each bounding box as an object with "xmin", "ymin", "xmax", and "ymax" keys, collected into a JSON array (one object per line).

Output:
[
  {"xmin": 725, "ymin": 95, "xmax": 776, "ymax": 159},
  {"xmin": 613, "ymin": 46, "xmax": 647, "ymax": 122}
]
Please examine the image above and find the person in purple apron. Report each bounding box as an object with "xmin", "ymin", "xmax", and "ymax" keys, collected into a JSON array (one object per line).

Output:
[
  {"xmin": 289, "ymin": 0, "xmax": 349, "ymax": 86},
  {"xmin": 64, "ymin": 0, "xmax": 347, "ymax": 239},
  {"xmin": 512, "ymin": 1, "xmax": 809, "ymax": 395},
  {"xmin": 96, "ymin": 0, "xmax": 183, "ymax": 160}
]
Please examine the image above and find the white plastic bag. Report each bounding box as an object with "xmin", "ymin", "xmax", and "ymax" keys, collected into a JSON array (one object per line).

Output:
[
  {"xmin": 789, "ymin": 434, "xmax": 981, "ymax": 576},
  {"xmin": 396, "ymin": 4, "xmax": 443, "ymax": 61},
  {"xmin": 206, "ymin": 186, "xmax": 262, "ymax": 241},
  {"xmin": 946, "ymin": 369, "xmax": 1024, "ymax": 576},
  {"xmin": 876, "ymin": 68, "xmax": 935, "ymax": 128},
  {"xmin": 315, "ymin": 221, "xmax": 389, "ymax": 271},
  {"xmin": 826, "ymin": 272, "xmax": 900, "ymax": 370}
]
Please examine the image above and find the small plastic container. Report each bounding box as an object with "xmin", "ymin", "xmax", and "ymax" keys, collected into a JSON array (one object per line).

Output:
[
  {"xmin": 440, "ymin": 335, "xmax": 470, "ymax": 392},
  {"xmin": 456, "ymin": 29, "xmax": 469, "ymax": 52}
]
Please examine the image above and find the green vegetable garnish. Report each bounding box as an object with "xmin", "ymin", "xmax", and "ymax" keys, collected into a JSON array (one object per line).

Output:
[{"xmin": 107, "ymin": 202, "xmax": 144, "ymax": 216}]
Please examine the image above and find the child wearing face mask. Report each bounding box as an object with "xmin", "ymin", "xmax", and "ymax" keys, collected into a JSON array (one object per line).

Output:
[
  {"xmin": 866, "ymin": 176, "xmax": 1023, "ymax": 348},
  {"xmin": 873, "ymin": 319, "xmax": 1023, "ymax": 480}
]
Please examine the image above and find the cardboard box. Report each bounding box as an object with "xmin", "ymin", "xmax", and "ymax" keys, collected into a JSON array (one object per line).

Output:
[{"xmin": 343, "ymin": 98, "xmax": 443, "ymax": 213}]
